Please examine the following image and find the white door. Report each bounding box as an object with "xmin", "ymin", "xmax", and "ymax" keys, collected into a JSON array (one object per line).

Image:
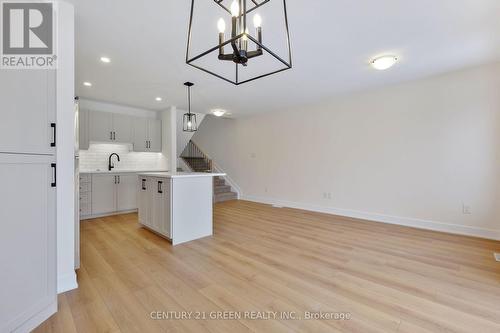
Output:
[
  {"xmin": 0, "ymin": 70, "xmax": 56, "ymax": 155},
  {"xmin": 138, "ymin": 177, "xmax": 151, "ymax": 227},
  {"xmin": 0, "ymin": 154, "xmax": 56, "ymax": 332},
  {"xmin": 89, "ymin": 111, "xmax": 113, "ymax": 143},
  {"xmin": 91, "ymin": 174, "xmax": 116, "ymax": 215},
  {"xmin": 112, "ymin": 114, "xmax": 133, "ymax": 143},
  {"xmin": 79, "ymin": 109, "xmax": 89, "ymax": 150},
  {"xmin": 116, "ymin": 174, "xmax": 138, "ymax": 211},
  {"xmin": 132, "ymin": 117, "xmax": 149, "ymax": 152},
  {"xmin": 148, "ymin": 119, "xmax": 162, "ymax": 152}
]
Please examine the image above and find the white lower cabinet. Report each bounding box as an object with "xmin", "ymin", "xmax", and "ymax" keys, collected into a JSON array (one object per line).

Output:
[
  {"xmin": 90, "ymin": 174, "xmax": 116, "ymax": 216},
  {"xmin": 138, "ymin": 177, "xmax": 152, "ymax": 228},
  {"xmin": 117, "ymin": 174, "xmax": 138, "ymax": 211},
  {"xmin": 138, "ymin": 176, "xmax": 171, "ymax": 239},
  {"xmin": 0, "ymin": 154, "xmax": 56, "ymax": 332},
  {"xmin": 84, "ymin": 173, "xmax": 138, "ymax": 218}
]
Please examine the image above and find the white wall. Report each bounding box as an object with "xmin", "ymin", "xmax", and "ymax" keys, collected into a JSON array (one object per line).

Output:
[
  {"xmin": 161, "ymin": 107, "xmax": 177, "ymax": 172},
  {"xmin": 79, "ymin": 98, "xmax": 158, "ymax": 118},
  {"xmin": 192, "ymin": 62, "xmax": 500, "ymax": 240}
]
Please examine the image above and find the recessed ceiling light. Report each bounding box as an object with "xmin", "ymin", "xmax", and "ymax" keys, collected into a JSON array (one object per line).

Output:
[
  {"xmin": 83, "ymin": 82, "xmax": 92, "ymax": 87},
  {"xmin": 371, "ymin": 55, "xmax": 398, "ymax": 70},
  {"xmin": 100, "ymin": 57, "xmax": 111, "ymax": 63},
  {"xmin": 155, "ymin": 97, "xmax": 163, "ymax": 102},
  {"xmin": 212, "ymin": 109, "xmax": 226, "ymax": 117}
]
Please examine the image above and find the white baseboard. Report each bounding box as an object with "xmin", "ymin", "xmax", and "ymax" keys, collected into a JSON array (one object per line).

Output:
[
  {"xmin": 12, "ymin": 300, "xmax": 57, "ymax": 333},
  {"xmin": 80, "ymin": 209, "xmax": 138, "ymax": 220},
  {"xmin": 241, "ymin": 195, "xmax": 500, "ymax": 241},
  {"xmin": 58, "ymin": 271, "xmax": 78, "ymax": 294}
]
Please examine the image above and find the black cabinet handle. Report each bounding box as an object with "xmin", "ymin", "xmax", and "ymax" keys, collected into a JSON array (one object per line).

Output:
[
  {"xmin": 51, "ymin": 163, "xmax": 56, "ymax": 187},
  {"xmin": 118, "ymin": 175, "xmax": 120, "ymax": 184},
  {"xmin": 158, "ymin": 181, "xmax": 163, "ymax": 194},
  {"xmin": 110, "ymin": 131, "xmax": 113, "ymax": 140},
  {"xmin": 142, "ymin": 179, "xmax": 146, "ymax": 190},
  {"xmin": 50, "ymin": 123, "xmax": 56, "ymax": 147},
  {"xmin": 113, "ymin": 132, "xmax": 116, "ymax": 140}
]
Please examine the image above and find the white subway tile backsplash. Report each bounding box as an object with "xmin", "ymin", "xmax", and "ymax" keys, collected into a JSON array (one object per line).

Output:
[{"xmin": 80, "ymin": 143, "xmax": 168, "ymax": 171}]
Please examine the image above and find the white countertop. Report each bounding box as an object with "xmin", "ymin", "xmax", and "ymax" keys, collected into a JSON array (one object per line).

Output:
[
  {"xmin": 138, "ymin": 172, "xmax": 226, "ymax": 178},
  {"xmin": 80, "ymin": 169, "xmax": 168, "ymax": 174}
]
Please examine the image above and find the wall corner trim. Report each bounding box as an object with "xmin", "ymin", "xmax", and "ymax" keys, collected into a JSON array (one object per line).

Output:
[
  {"xmin": 241, "ymin": 195, "xmax": 500, "ymax": 241},
  {"xmin": 57, "ymin": 271, "xmax": 78, "ymax": 294}
]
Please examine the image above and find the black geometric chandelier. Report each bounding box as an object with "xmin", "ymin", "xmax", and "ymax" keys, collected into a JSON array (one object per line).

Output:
[
  {"xmin": 186, "ymin": 0, "xmax": 292, "ymax": 85},
  {"xmin": 183, "ymin": 82, "xmax": 198, "ymax": 132}
]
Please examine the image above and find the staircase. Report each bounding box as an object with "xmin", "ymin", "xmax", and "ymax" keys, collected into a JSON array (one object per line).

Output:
[
  {"xmin": 213, "ymin": 176, "xmax": 238, "ymax": 202},
  {"xmin": 180, "ymin": 140, "xmax": 238, "ymax": 203}
]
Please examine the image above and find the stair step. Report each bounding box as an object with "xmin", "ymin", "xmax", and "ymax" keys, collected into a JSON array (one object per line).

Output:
[
  {"xmin": 214, "ymin": 185, "xmax": 231, "ymax": 194},
  {"xmin": 214, "ymin": 191, "xmax": 237, "ymax": 203},
  {"xmin": 214, "ymin": 177, "xmax": 225, "ymax": 185}
]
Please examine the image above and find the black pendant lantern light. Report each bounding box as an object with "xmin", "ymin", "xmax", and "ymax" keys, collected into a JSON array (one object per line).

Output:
[
  {"xmin": 183, "ymin": 82, "xmax": 197, "ymax": 132},
  {"xmin": 186, "ymin": 0, "xmax": 292, "ymax": 85}
]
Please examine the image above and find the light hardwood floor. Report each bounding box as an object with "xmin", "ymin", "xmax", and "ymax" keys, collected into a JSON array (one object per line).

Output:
[{"xmin": 35, "ymin": 200, "xmax": 500, "ymax": 333}]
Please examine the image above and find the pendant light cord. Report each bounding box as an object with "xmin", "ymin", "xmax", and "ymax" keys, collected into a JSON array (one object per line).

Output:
[{"xmin": 188, "ymin": 85, "xmax": 191, "ymax": 116}]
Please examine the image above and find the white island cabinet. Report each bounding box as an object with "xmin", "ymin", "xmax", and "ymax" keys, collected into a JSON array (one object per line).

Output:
[{"xmin": 137, "ymin": 172, "xmax": 225, "ymax": 245}]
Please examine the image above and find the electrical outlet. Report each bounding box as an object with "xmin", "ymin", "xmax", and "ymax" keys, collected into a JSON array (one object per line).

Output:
[
  {"xmin": 462, "ymin": 204, "xmax": 472, "ymax": 215},
  {"xmin": 323, "ymin": 192, "xmax": 327, "ymax": 199},
  {"xmin": 494, "ymin": 253, "xmax": 500, "ymax": 262},
  {"xmin": 327, "ymin": 193, "xmax": 332, "ymax": 200}
]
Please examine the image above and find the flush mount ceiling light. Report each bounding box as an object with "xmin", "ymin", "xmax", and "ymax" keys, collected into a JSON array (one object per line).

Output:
[
  {"xmin": 186, "ymin": 0, "xmax": 292, "ymax": 85},
  {"xmin": 83, "ymin": 81, "xmax": 92, "ymax": 87},
  {"xmin": 183, "ymin": 82, "xmax": 198, "ymax": 132},
  {"xmin": 212, "ymin": 109, "xmax": 226, "ymax": 117},
  {"xmin": 371, "ymin": 55, "xmax": 398, "ymax": 70},
  {"xmin": 155, "ymin": 97, "xmax": 163, "ymax": 102},
  {"xmin": 100, "ymin": 57, "xmax": 111, "ymax": 63}
]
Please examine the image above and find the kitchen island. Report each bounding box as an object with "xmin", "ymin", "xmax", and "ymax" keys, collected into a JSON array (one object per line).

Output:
[{"xmin": 137, "ymin": 172, "xmax": 225, "ymax": 245}]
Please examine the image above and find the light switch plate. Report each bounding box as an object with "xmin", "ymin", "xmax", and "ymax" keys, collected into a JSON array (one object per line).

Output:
[{"xmin": 494, "ymin": 253, "xmax": 500, "ymax": 262}]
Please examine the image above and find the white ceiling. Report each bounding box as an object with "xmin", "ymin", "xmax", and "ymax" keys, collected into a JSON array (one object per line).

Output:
[{"xmin": 68, "ymin": 0, "xmax": 500, "ymax": 116}]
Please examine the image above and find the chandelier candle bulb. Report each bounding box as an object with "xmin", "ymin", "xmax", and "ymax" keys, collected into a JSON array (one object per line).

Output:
[
  {"xmin": 217, "ymin": 18, "xmax": 226, "ymax": 33},
  {"xmin": 218, "ymin": 19, "xmax": 225, "ymax": 57},
  {"xmin": 230, "ymin": 1, "xmax": 239, "ymax": 17},
  {"xmin": 253, "ymin": 14, "xmax": 262, "ymax": 28},
  {"xmin": 242, "ymin": 28, "xmax": 249, "ymax": 52}
]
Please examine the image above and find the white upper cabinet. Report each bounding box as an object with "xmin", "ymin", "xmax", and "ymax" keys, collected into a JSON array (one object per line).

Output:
[
  {"xmin": 89, "ymin": 111, "xmax": 113, "ymax": 143},
  {"xmin": 79, "ymin": 109, "xmax": 89, "ymax": 150},
  {"xmin": 112, "ymin": 114, "xmax": 133, "ymax": 143},
  {"xmin": 83, "ymin": 110, "xmax": 160, "ymax": 151},
  {"xmin": 88, "ymin": 112, "xmax": 134, "ymax": 144},
  {"xmin": 132, "ymin": 117, "xmax": 149, "ymax": 151},
  {"xmin": 0, "ymin": 70, "xmax": 56, "ymax": 155},
  {"xmin": 133, "ymin": 118, "xmax": 162, "ymax": 152},
  {"xmin": 148, "ymin": 119, "xmax": 162, "ymax": 152}
]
